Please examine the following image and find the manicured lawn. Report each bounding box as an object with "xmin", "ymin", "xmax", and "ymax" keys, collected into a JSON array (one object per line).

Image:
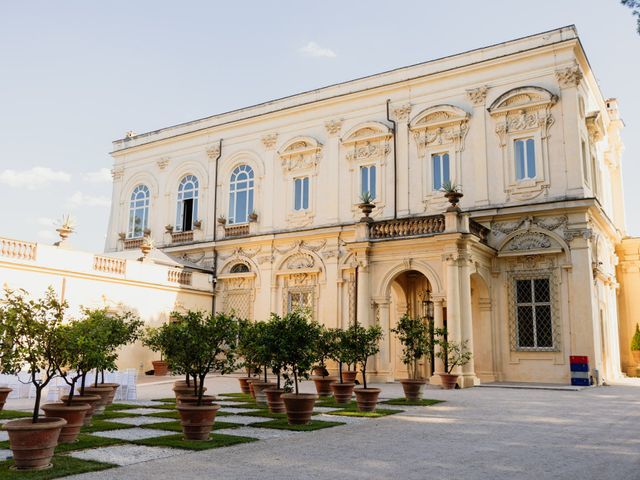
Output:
[
  {"xmin": 381, "ymin": 398, "xmax": 444, "ymax": 407},
  {"xmin": 81, "ymin": 419, "xmax": 135, "ymax": 433},
  {"xmin": 94, "ymin": 410, "xmax": 138, "ymax": 420},
  {"xmin": 218, "ymin": 393, "xmax": 254, "ymax": 402},
  {"xmin": 105, "ymin": 403, "xmax": 139, "ymax": 411},
  {"xmin": 242, "ymin": 410, "xmax": 288, "ymax": 419},
  {"xmin": 147, "ymin": 409, "xmax": 232, "ymax": 419},
  {"xmin": 132, "ymin": 432, "xmax": 257, "ymax": 450},
  {"xmin": 151, "ymin": 398, "xmax": 176, "ymax": 403},
  {"xmin": 0, "ymin": 410, "xmax": 32, "ymax": 420},
  {"xmin": 0, "ymin": 456, "xmax": 114, "ymax": 479},
  {"xmin": 144, "ymin": 420, "xmax": 240, "ymax": 432},
  {"xmin": 250, "ymin": 419, "xmax": 345, "ymax": 431},
  {"xmin": 222, "ymin": 402, "xmax": 261, "ymax": 410},
  {"xmin": 327, "ymin": 409, "xmax": 400, "ymax": 418},
  {"xmin": 54, "ymin": 434, "xmax": 125, "ymax": 453}
]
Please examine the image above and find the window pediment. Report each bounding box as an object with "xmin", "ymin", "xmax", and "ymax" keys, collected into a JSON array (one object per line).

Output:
[
  {"xmin": 342, "ymin": 122, "xmax": 391, "ymax": 163},
  {"xmin": 488, "ymin": 87, "xmax": 557, "ymax": 116},
  {"xmin": 410, "ymin": 105, "xmax": 469, "ymax": 155},
  {"xmin": 278, "ymin": 137, "xmax": 322, "ymax": 174}
]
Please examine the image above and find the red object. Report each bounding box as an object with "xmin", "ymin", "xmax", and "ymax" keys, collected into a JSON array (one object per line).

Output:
[{"xmin": 569, "ymin": 355, "xmax": 588, "ymax": 364}]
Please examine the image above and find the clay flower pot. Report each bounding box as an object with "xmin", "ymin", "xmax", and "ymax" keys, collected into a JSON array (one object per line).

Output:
[
  {"xmin": 342, "ymin": 371, "xmax": 358, "ymax": 383},
  {"xmin": 177, "ymin": 395, "xmax": 217, "ymax": 406},
  {"xmin": 330, "ymin": 382, "xmax": 355, "ymax": 404},
  {"xmin": 264, "ymin": 388, "xmax": 286, "ymax": 413},
  {"xmin": 247, "ymin": 379, "xmax": 257, "ymax": 399},
  {"xmin": 42, "ymin": 403, "xmax": 90, "ymax": 443},
  {"xmin": 82, "ymin": 385, "xmax": 114, "ymax": 415},
  {"xmin": 60, "ymin": 394, "xmax": 101, "ymax": 426},
  {"xmin": 4, "ymin": 417, "xmax": 67, "ymax": 471},
  {"xmin": 439, "ymin": 373, "xmax": 459, "ymax": 390},
  {"xmin": 0, "ymin": 387, "xmax": 12, "ymax": 411},
  {"xmin": 98, "ymin": 383, "xmax": 120, "ymax": 405},
  {"xmin": 282, "ymin": 393, "xmax": 318, "ymax": 425},
  {"xmin": 354, "ymin": 388, "xmax": 381, "ymax": 412},
  {"xmin": 400, "ymin": 379, "xmax": 427, "ymax": 401},
  {"xmin": 152, "ymin": 360, "xmax": 169, "ymax": 376},
  {"xmin": 177, "ymin": 404, "xmax": 220, "ymax": 440},
  {"xmin": 632, "ymin": 350, "xmax": 640, "ymax": 364},
  {"xmin": 252, "ymin": 382, "xmax": 276, "ymax": 406},
  {"xmin": 238, "ymin": 377, "xmax": 252, "ymax": 394},
  {"xmin": 312, "ymin": 376, "xmax": 336, "ymax": 397},
  {"xmin": 312, "ymin": 366, "xmax": 329, "ymax": 377},
  {"xmin": 173, "ymin": 385, "xmax": 205, "ymax": 400}
]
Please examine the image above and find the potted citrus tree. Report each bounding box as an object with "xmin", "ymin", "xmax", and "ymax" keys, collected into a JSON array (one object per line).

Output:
[
  {"xmin": 435, "ymin": 329, "xmax": 472, "ymax": 389},
  {"xmin": 391, "ymin": 314, "xmax": 432, "ymax": 400},
  {"xmin": 349, "ymin": 322, "xmax": 383, "ymax": 412},
  {"xmin": 329, "ymin": 328, "xmax": 357, "ymax": 403},
  {"xmin": 280, "ymin": 310, "xmax": 322, "ymax": 425},
  {"xmin": 311, "ymin": 326, "xmax": 337, "ymax": 397},
  {"xmin": 236, "ymin": 319, "xmax": 261, "ymax": 394},
  {"xmin": 0, "ymin": 288, "xmax": 68, "ymax": 470},
  {"xmin": 631, "ymin": 324, "xmax": 640, "ymax": 373},
  {"xmin": 250, "ymin": 320, "xmax": 277, "ymax": 406},
  {"xmin": 263, "ymin": 314, "xmax": 289, "ymax": 413}
]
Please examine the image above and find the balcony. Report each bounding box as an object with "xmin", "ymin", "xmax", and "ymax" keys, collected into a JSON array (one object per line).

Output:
[
  {"xmin": 93, "ymin": 255, "xmax": 126, "ymax": 275},
  {"xmin": 224, "ymin": 224, "xmax": 250, "ymax": 238},
  {"xmin": 369, "ymin": 215, "xmax": 445, "ymax": 240},
  {"xmin": 0, "ymin": 237, "xmax": 37, "ymax": 260},
  {"xmin": 123, "ymin": 238, "xmax": 143, "ymax": 250},
  {"xmin": 170, "ymin": 230, "xmax": 194, "ymax": 244},
  {"xmin": 168, "ymin": 269, "xmax": 192, "ymax": 286}
]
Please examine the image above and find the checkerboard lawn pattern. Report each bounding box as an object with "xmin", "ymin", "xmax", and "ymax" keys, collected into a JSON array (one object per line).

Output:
[{"xmin": 0, "ymin": 392, "xmax": 442, "ymax": 478}]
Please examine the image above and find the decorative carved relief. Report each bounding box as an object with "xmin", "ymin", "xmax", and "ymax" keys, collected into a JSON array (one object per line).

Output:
[
  {"xmin": 342, "ymin": 124, "xmax": 392, "ymax": 163},
  {"xmin": 218, "ymin": 246, "xmax": 260, "ymax": 261},
  {"xmin": 261, "ymin": 133, "xmax": 278, "ymax": 150},
  {"xmin": 206, "ymin": 144, "xmax": 221, "ymax": 159},
  {"xmin": 494, "ymin": 112, "xmax": 555, "ymax": 146},
  {"xmin": 410, "ymin": 105, "xmax": 470, "ymax": 156},
  {"xmin": 555, "ymin": 65, "xmax": 583, "ymax": 88},
  {"xmin": 324, "ymin": 119, "xmax": 343, "ymax": 136},
  {"xmin": 466, "ymin": 86, "xmax": 488, "ymax": 106},
  {"xmin": 278, "ymin": 138, "xmax": 322, "ymax": 173},
  {"xmin": 586, "ymin": 112, "xmax": 604, "ymax": 143},
  {"xmin": 157, "ymin": 157, "xmax": 170, "ymax": 170},
  {"xmin": 111, "ymin": 167, "xmax": 124, "ymax": 181},
  {"xmin": 286, "ymin": 253, "xmax": 315, "ymax": 269},
  {"xmin": 505, "ymin": 232, "xmax": 553, "ymax": 251},
  {"xmin": 392, "ymin": 104, "xmax": 412, "ymax": 121}
]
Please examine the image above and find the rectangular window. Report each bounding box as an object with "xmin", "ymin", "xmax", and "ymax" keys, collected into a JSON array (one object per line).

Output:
[
  {"xmin": 432, "ymin": 152, "xmax": 450, "ymax": 190},
  {"xmin": 514, "ymin": 138, "xmax": 536, "ymax": 180},
  {"xmin": 294, "ymin": 177, "xmax": 309, "ymax": 211},
  {"xmin": 360, "ymin": 165, "xmax": 376, "ymax": 200},
  {"xmin": 515, "ymin": 278, "xmax": 553, "ymax": 349}
]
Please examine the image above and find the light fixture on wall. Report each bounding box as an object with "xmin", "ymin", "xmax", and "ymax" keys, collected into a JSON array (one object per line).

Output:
[{"xmin": 422, "ymin": 290, "xmax": 434, "ymax": 321}]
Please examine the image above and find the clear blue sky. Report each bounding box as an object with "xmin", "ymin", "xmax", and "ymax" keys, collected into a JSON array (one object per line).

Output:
[{"xmin": 1, "ymin": 1, "xmax": 638, "ymax": 251}]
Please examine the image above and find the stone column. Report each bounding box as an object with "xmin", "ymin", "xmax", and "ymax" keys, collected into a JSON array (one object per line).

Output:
[
  {"xmin": 375, "ymin": 299, "xmax": 391, "ymax": 377},
  {"xmin": 324, "ymin": 120, "xmax": 342, "ymax": 223},
  {"xmin": 393, "ymin": 104, "xmax": 412, "ymax": 216},
  {"xmin": 459, "ymin": 253, "xmax": 477, "ymax": 387},
  {"xmin": 356, "ymin": 260, "xmax": 371, "ymax": 327},
  {"xmin": 430, "ymin": 298, "xmax": 445, "ymax": 385},
  {"xmin": 261, "ymin": 133, "xmax": 278, "ymax": 230},
  {"xmin": 466, "ymin": 86, "xmax": 489, "ymax": 206}
]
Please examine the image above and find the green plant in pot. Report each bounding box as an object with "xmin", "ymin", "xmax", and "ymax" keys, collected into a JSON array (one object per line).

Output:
[
  {"xmin": 329, "ymin": 328, "xmax": 358, "ymax": 403},
  {"xmin": 631, "ymin": 324, "xmax": 640, "ymax": 371},
  {"xmin": 435, "ymin": 329, "xmax": 472, "ymax": 389},
  {"xmin": 0, "ymin": 288, "xmax": 68, "ymax": 471},
  {"xmin": 311, "ymin": 326, "xmax": 338, "ymax": 397},
  {"xmin": 250, "ymin": 320, "xmax": 277, "ymax": 406},
  {"xmin": 391, "ymin": 314, "xmax": 433, "ymax": 400},
  {"xmin": 171, "ymin": 311, "xmax": 239, "ymax": 440},
  {"xmin": 236, "ymin": 318, "xmax": 262, "ymax": 395},
  {"xmin": 143, "ymin": 322, "xmax": 170, "ymax": 376},
  {"xmin": 348, "ymin": 322, "xmax": 383, "ymax": 412},
  {"xmin": 280, "ymin": 310, "xmax": 322, "ymax": 425},
  {"xmin": 441, "ymin": 181, "xmax": 463, "ymax": 211},
  {"xmin": 263, "ymin": 314, "xmax": 289, "ymax": 413},
  {"xmin": 357, "ymin": 191, "xmax": 375, "ymax": 222}
]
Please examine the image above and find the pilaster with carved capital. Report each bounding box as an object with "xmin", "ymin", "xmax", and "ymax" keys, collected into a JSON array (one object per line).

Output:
[{"xmin": 555, "ymin": 65, "xmax": 583, "ymax": 89}]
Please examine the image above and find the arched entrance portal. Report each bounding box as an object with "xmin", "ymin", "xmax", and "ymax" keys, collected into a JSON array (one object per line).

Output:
[{"xmin": 389, "ymin": 270, "xmax": 433, "ymax": 380}]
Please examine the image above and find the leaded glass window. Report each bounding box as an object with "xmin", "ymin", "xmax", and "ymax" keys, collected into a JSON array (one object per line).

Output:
[
  {"xmin": 514, "ymin": 277, "xmax": 553, "ymax": 349},
  {"xmin": 128, "ymin": 184, "xmax": 150, "ymax": 238},
  {"xmin": 229, "ymin": 165, "xmax": 254, "ymax": 224}
]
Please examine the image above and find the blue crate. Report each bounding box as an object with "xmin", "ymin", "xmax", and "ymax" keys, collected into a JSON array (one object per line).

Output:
[
  {"xmin": 570, "ymin": 363, "xmax": 589, "ymax": 372},
  {"xmin": 571, "ymin": 377, "xmax": 590, "ymax": 386}
]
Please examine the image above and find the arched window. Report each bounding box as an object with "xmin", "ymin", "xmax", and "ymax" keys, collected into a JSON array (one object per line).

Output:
[
  {"xmin": 229, "ymin": 165, "xmax": 254, "ymax": 224},
  {"xmin": 230, "ymin": 263, "xmax": 250, "ymax": 273},
  {"xmin": 128, "ymin": 184, "xmax": 150, "ymax": 238},
  {"xmin": 176, "ymin": 175, "xmax": 199, "ymax": 231}
]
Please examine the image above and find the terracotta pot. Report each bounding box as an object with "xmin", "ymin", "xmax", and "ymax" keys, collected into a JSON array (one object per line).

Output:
[
  {"xmin": 312, "ymin": 367, "xmax": 329, "ymax": 377},
  {"xmin": 400, "ymin": 379, "xmax": 427, "ymax": 401},
  {"xmin": 98, "ymin": 383, "xmax": 120, "ymax": 405},
  {"xmin": 60, "ymin": 394, "xmax": 101, "ymax": 426},
  {"xmin": 632, "ymin": 350, "xmax": 640, "ymax": 364},
  {"xmin": 238, "ymin": 377, "xmax": 252, "ymax": 394},
  {"xmin": 247, "ymin": 379, "xmax": 256, "ymax": 399},
  {"xmin": 444, "ymin": 191, "xmax": 464, "ymax": 211},
  {"xmin": 330, "ymin": 382, "xmax": 355, "ymax": 404},
  {"xmin": 173, "ymin": 385, "xmax": 206, "ymax": 400},
  {"xmin": 0, "ymin": 387, "xmax": 12, "ymax": 411},
  {"xmin": 264, "ymin": 388, "xmax": 286, "ymax": 413},
  {"xmin": 439, "ymin": 373, "xmax": 459, "ymax": 390},
  {"xmin": 282, "ymin": 393, "xmax": 318, "ymax": 425},
  {"xmin": 177, "ymin": 404, "xmax": 220, "ymax": 440},
  {"xmin": 152, "ymin": 360, "xmax": 169, "ymax": 376},
  {"xmin": 342, "ymin": 371, "xmax": 358, "ymax": 383},
  {"xmin": 252, "ymin": 382, "xmax": 276, "ymax": 406},
  {"xmin": 4, "ymin": 417, "xmax": 67, "ymax": 471},
  {"xmin": 177, "ymin": 395, "xmax": 217, "ymax": 406},
  {"xmin": 42, "ymin": 403, "xmax": 90, "ymax": 443},
  {"xmin": 81, "ymin": 385, "xmax": 114, "ymax": 415},
  {"xmin": 354, "ymin": 388, "xmax": 381, "ymax": 412},
  {"xmin": 312, "ymin": 376, "xmax": 337, "ymax": 397}
]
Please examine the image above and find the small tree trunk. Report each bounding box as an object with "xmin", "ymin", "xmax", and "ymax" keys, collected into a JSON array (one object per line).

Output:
[
  {"xmin": 101, "ymin": 369, "xmax": 105, "ymax": 384},
  {"xmin": 293, "ymin": 366, "xmax": 299, "ymax": 395},
  {"xmin": 339, "ymin": 361, "xmax": 343, "ymax": 384},
  {"xmin": 94, "ymin": 368, "xmax": 99, "ymax": 387},
  {"xmin": 185, "ymin": 373, "xmax": 190, "ymax": 386},
  {"xmin": 362, "ymin": 360, "xmax": 367, "ymax": 389},
  {"xmin": 32, "ymin": 386, "xmax": 42, "ymax": 423},
  {"xmin": 277, "ymin": 373, "xmax": 281, "ymax": 390},
  {"xmin": 192, "ymin": 374, "xmax": 198, "ymax": 396},
  {"xmin": 197, "ymin": 374, "xmax": 206, "ymax": 406},
  {"xmin": 67, "ymin": 377, "xmax": 77, "ymax": 406},
  {"xmin": 80, "ymin": 372, "xmax": 87, "ymax": 396},
  {"xmin": 263, "ymin": 366, "xmax": 267, "ymax": 383}
]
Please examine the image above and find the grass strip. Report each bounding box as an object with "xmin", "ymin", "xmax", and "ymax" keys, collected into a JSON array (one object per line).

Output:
[
  {"xmin": 144, "ymin": 420, "xmax": 241, "ymax": 433},
  {"xmin": 54, "ymin": 434, "xmax": 125, "ymax": 453},
  {"xmin": 250, "ymin": 419, "xmax": 345, "ymax": 431},
  {"xmin": 0, "ymin": 455, "xmax": 114, "ymax": 479},
  {"xmin": 132, "ymin": 432, "xmax": 257, "ymax": 450},
  {"xmin": 0, "ymin": 410, "xmax": 32, "ymax": 420},
  {"xmin": 81, "ymin": 419, "xmax": 135, "ymax": 434},
  {"xmin": 380, "ymin": 398, "xmax": 444, "ymax": 407}
]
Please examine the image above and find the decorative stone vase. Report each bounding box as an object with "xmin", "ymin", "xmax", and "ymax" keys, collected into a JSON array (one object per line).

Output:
[
  {"xmin": 152, "ymin": 360, "xmax": 169, "ymax": 376},
  {"xmin": 358, "ymin": 202, "xmax": 375, "ymax": 222},
  {"xmin": 444, "ymin": 191, "xmax": 464, "ymax": 211},
  {"xmin": 354, "ymin": 388, "xmax": 381, "ymax": 412},
  {"xmin": 42, "ymin": 403, "xmax": 90, "ymax": 444},
  {"xmin": 342, "ymin": 370, "xmax": 358, "ymax": 383},
  {"xmin": 264, "ymin": 388, "xmax": 286, "ymax": 413},
  {"xmin": 248, "ymin": 212, "xmax": 258, "ymax": 222},
  {"xmin": 60, "ymin": 394, "xmax": 101, "ymax": 427},
  {"xmin": 81, "ymin": 385, "xmax": 114, "ymax": 415},
  {"xmin": 238, "ymin": 377, "xmax": 252, "ymax": 394},
  {"xmin": 177, "ymin": 404, "xmax": 220, "ymax": 441},
  {"xmin": 282, "ymin": 393, "xmax": 318, "ymax": 425},
  {"xmin": 439, "ymin": 373, "xmax": 459, "ymax": 390},
  {"xmin": 252, "ymin": 382, "xmax": 277, "ymax": 406},
  {"xmin": 399, "ymin": 379, "xmax": 427, "ymax": 401},
  {"xmin": 312, "ymin": 376, "xmax": 336, "ymax": 397},
  {"xmin": 0, "ymin": 387, "xmax": 12, "ymax": 411},
  {"xmin": 330, "ymin": 382, "xmax": 355, "ymax": 404},
  {"xmin": 177, "ymin": 395, "xmax": 217, "ymax": 406},
  {"xmin": 4, "ymin": 417, "xmax": 67, "ymax": 470}
]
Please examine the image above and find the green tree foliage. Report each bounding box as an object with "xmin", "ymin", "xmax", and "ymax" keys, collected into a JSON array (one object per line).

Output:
[
  {"xmin": 622, "ymin": 0, "xmax": 640, "ymax": 34},
  {"xmin": 236, "ymin": 319, "xmax": 262, "ymax": 379},
  {"xmin": 391, "ymin": 314, "xmax": 433, "ymax": 380},
  {"xmin": 329, "ymin": 328, "xmax": 357, "ymax": 383},
  {"xmin": 278, "ymin": 310, "xmax": 321, "ymax": 394},
  {"xmin": 631, "ymin": 324, "xmax": 640, "ymax": 351},
  {"xmin": 434, "ymin": 328, "xmax": 472, "ymax": 374},
  {"xmin": 345, "ymin": 323, "xmax": 383, "ymax": 389},
  {"xmin": 313, "ymin": 326, "xmax": 338, "ymax": 377},
  {"xmin": 0, "ymin": 288, "xmax": 65, "ymax": 422}
]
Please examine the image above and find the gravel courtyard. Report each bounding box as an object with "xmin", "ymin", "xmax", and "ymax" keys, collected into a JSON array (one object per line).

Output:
[{"xmin": 58, "ymin": 377, "xmax": 640, "ymax": 480}]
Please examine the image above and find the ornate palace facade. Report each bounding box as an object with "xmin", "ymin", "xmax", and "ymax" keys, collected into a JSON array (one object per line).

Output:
[{"xmin": 104, "ymin": 26, "xmax": 638, "ymax": 386}]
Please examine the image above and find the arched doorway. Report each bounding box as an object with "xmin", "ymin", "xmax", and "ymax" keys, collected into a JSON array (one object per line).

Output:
[
  {"xmin": 389, "ymin": 270, "xmax": 433, "ymax": 380},
  {"xmin": 470, "ymin": 273, "xmax": 495, "ymax": 382}
]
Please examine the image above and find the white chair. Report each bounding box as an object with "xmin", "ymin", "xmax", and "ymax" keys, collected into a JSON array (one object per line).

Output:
[{"xmin": 125, "ymin": 369, "xmax": 137, "ymax": 400}]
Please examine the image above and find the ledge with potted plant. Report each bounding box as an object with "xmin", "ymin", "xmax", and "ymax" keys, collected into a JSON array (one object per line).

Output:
[
  {"xmin": 435, "ymin": 329, "xmax": 473, "ymax": 389},
  {"xmin": 391, "ymin": 314, "xmax": 433, "ymax": 401},
  {"xmin": 357, "ymin": 191, "xmax": 376, "ymax": 222},
  {"xmin": 0, "ymin": 288, "xmax": 68, "ymax": 471},
  {"xmin": 349, "ymin": 322, "xmax": 383, "ymax": 412},
  {"xmin": 441, "ymin": 181, "xmax": 463, "ymax": 211}
]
